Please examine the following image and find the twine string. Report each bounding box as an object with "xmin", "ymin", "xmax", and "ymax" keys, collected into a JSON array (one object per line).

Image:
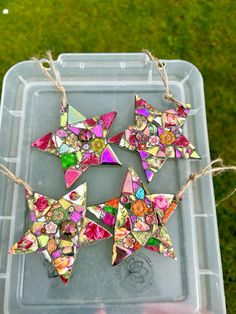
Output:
[
  {"xmin": 162, "ymin": 158, "xmax": 236, "ymax": 224},
  {"xmin": 0, "ymin": 164, "xmax": 33, "ymax": 196},
  {"xmin": 175, "ymin": 158, "xmax": 236, "ymax": 203},
  {"xmin": 216, "ymin": 187, "xmax": 236, "ymax": 206},
  {"xmin": 143, "ymin": 49, "xmax": 183, "ymax": 107},
  {"xmin": 32, "ymin": 51, "xmax": 67, "ymax": 111}
]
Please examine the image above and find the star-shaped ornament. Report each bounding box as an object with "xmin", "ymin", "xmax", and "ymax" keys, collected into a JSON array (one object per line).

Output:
[
  {"xmin": 9, "ymin": 183, "xmax": 112, "ymax": 284},
  {"xmin": 88, "ymin": 168, "xmax": 178, "ymax": 266},
  {"xmin": 109, "ymin": 95, "xmax": 200, "ymax": 182},
  {"xmin": 32, "ymin": 105, "xmax": 121, "ymax": 188}
]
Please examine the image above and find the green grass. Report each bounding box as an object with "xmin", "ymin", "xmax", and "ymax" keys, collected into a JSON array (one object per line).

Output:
[{"xmin": 0, "ymin": 0, "xmax": 235, "ymax": 312}]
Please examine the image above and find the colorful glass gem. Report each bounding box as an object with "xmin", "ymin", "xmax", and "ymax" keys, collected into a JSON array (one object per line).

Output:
[
  {"xmin": 109, "ymin": 95, "xmax": 201, "ymax": 182},
  {"xmin": 9, "ymin": 183, "xmax": 112, "ymax": 285},
  {"xmin": 61, "ymin": 153, "xmax": 77, "ymax": 169},
  {"xmin": 32, "ymin": 106, "xmax": 121, "ymax": 188},
  {"xmin": 88, "ymin": 168, "xmax": 177, "ymax": 266}
]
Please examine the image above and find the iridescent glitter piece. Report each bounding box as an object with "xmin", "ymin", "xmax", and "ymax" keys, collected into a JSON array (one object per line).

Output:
[
  {"xmin": 32, "ymin": 106, "xmax": 121, "ymax": 188},
  {"xmin": 9, "ymin": 183, "xmax": 112, "ymax": 284},
  {"xmin": 88, "ymin": 168, "xmax": 177, "ymax": 266},
  {"xmin": 109, "ymin": 95, "xmax": 200, "ymax": 182}
]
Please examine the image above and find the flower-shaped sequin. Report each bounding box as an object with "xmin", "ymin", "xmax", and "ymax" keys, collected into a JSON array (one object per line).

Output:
[
  {"xmin": 45, "ymin": 221, "xmax": 57, "ymax": 234},
  {"xmin": 160, "ymin": 130, "xmax": 175, "ymax": 145}
]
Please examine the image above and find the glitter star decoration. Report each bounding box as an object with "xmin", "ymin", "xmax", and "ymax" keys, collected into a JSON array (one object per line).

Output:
[
  {"xmin": 109, "ymin": 95, "xmax": 200, "ymax": 182},
  {"xmin": 32, "ymin": 105, "xmax": 121, "ymax": 188},
  {"xmin": 9, "ymin": 183, "xmax": 112, "ymax": 284},
  {"xmin": 88, "ymin": 168, "xmax": 177, "ymax": 266}
]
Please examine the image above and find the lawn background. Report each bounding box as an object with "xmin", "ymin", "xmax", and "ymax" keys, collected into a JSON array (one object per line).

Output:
[{"xmin": 0, "ymin": 0, "xmax": 235, "ymax": 312}]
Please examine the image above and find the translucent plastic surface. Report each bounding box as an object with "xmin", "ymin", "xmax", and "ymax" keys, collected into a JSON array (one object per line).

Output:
[{"xmin": 0, "ymin": 53, "xmax": 225, "ymax": 313}]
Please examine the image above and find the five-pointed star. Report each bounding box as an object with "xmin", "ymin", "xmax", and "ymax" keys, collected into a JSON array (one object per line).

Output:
[
  {"xmin": 9, "ymin": 183, "xmax": 112, "ymax": 284},
  {"xmin": 88, "ymin": 168, "xmax": 177, "ymax": 266},
  {"xmin": 32, "ymin": 105, "xmax": 121, "ymax": 188},
  {"xmin": 109, "ymin": 95, "xmax": 200, "ymax": 182}
]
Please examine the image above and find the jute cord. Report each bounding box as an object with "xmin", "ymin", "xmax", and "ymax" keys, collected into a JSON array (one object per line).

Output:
[
  {"xmin": 175, "ymin": 158, "xmax": 236, "ymax": 204},
  {"xmin": 0, "ymin": 164, "xmax": 33, "ymax": 196},
  {"xmin": 216, "ymin": 187, "xmax": 236, "ymax": 206},
  {"xmin": 32, "ymin": 51, "xmax": 67, "ymax": 110},
  {"xmin": 143, "ymin": 49, "xmax": 183, "ymax": 107}
]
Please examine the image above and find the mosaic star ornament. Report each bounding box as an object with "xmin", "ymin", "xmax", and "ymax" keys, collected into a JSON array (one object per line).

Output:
[
  {"xmin": 9, "ymin": 183, "xmax": 112, "ymax": 284},
  {"xmin": 109, "ymin": 95, "xmax": 201, "ymax": 182},
  {"xmin": 88, "ymin": 168, "xmax": 177, "ymax": 266},
  {"xmin": 32, "ymin": 105, "xmax": 121, "ymax": 188}
]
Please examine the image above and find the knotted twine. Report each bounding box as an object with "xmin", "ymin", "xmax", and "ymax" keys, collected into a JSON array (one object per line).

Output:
[
  {"xmin": 32, "ymin": 51, "xmax": 67, "ymax": 112},
  {"xmin": 0, "ymin": 164, "xmax": 33, "ymax": 196},
  {"xmin": 162, "ymin": 158, "xmax": 236, "ymax": 224},
  {"xmin": 143, "ymin": 49, "xmax": 184, "ymax": 107}
]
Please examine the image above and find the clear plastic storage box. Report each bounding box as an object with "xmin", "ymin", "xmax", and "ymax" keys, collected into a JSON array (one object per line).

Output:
[{"xmin": 0, "ymin": 53, "xmax": 226, "ymax": 313}]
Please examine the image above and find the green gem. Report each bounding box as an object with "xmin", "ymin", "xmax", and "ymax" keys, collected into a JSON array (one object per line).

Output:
[
  {"xmin": 146, "ymin": 237, "xmax": 161, "ymax": 246},
  {"xmin": 123, "ymin": 203, "xmax": 131, "ymax": 210},
  {"xmin": 61, "ymin": 153, "xmax": 77, "ymax": 169},
  {"xmin": 103, "ymin": 205, "xmax": 117, "ymax": 215}
]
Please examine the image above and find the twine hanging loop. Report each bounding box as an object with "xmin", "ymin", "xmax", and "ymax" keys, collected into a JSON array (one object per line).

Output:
[
  {"xmin": 175, "ymin": 158, "xmax": 236, "ymax": 203},
  {"xmin": 143, "ymin": 49, "xmax": 183, "ymax": 107},
  {"xmin": 162, "ymin": 159, "xmax": 236, "ymax": 223},
  {"xmin": 0, "ymin": 164, "xmax": 33, "ymax": 196},
  {"xmin": 32, "ymin": 51, "xmax": 67, "ymax": 111}
]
